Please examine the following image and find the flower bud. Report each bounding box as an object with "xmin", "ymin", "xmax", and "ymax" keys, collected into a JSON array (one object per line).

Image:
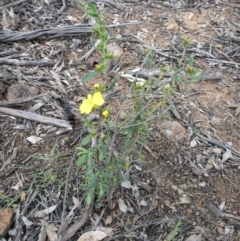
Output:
[
  {"xmin": 94, "ymin": 84, "xmax": 100, "ymax": 90},
  {"xmin": 102, "ymin": 110, "xmax": 109, "ymax": 118}
]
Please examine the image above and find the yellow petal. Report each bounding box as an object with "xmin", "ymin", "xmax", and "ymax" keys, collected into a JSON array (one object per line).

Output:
[
  {"xmin": 92, "ymin": 92, "xmax": 104, "ymax": 106},
  {"xmin": 80, "ymin": 95, "xmax": 94, "ymax": 114},
  {"xmin": 87, "ymin": 94, "xmax": 93, "ymax": 102}
]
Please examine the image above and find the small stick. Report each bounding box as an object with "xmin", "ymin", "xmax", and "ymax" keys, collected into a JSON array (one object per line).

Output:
[
  {"xmin": 58, "ymin": 0, "xmax": 66, "ymax": 14},
  {"xmin": 79, "ymin": 39, "xmax": 101, "ymax": 62},
  {"xmin": 0, "ymin": 0, "xmax": 27, "ymax": 10},
  {"xmin": 0, "ymin": 92, "xmax": 50, "ymax": 107},
  {"xmin": 0, "ymin": 58, "xmax": 56, "ymax": 66},
  {"xmin": 58, "ymin": 151, "xmax": 76, "ymax": 236},
  {"xmin": 92, "ymin": 206, "xmax": 108, "ymax": 230},
  {"xmin": 61, "ymin": 205, "xmax": 93, "ymax": 241},
  {"xmin": 204, "ymin": 198, "xmax": 240, "ymax": 221},
  {"xmin": 167, "ymin": 98, "xmax": 181, "ymax": 120},
  {"xmin": 0, "ymin": 107, "xmax": 72, "ymax": 128}
]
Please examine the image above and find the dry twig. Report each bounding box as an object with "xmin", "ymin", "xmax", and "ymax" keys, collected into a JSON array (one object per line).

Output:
[
  {"xmin": 0, "ymin": 0, "xmax": 27, "ymax": 10},
  {"xmin": 0, "ymin": 58, "xmax": 55, "ymax": 66},
  {"xmin": 0, "ymin": 107, "xmax": 72, "ymax": 128}
]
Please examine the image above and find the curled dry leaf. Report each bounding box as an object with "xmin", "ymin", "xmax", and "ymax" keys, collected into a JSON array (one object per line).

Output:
[
  {"xmin": 190, "ymin": 139, "xmax": 197, "ymax": 147},
  {"xmin": 105, "ymin": 215, "xmax": 113, "ymax": 225},
  {"xmin": 50, "ymin": 70, "xmax": 67, "ymax": 95},
  {"xmin": 22, "ymin": 216, "xmax": 33, "ymax": 227},
  {"xmin": 38, "ymin": 226, "xmax": 47, "ymax": 241},
  {"xmin": 26, "ymin": 135, "xmax": 43, "ymax": 144},
  {"xmin": 121, "ymin": 180, "xmax": 139, "ymax": 194},
  {"xmin": 72, "ymin": 196, "xmax": 81, "ymax": 208},
  {"xmin": 140, "ymin": 200, "xmax": 148, "ymax": 207},
  {"xmin": 46, "ymin": 223, "xmax": 58, "ymax": 241},
  {"xmin": 222, "ymin": 149, "xmax": 233, "ymax": 162},
  {"xmin": 171, "ymin": 185, "xmax": 184, "ymax": 195},
  {"xmin": 164, "ymin": 200, "xmax": 176, "ymax": 210},
  {"xmin": 219, "ymin": 201, "xmax": 225, "ymax": 211},
  {"xmin": 178, "ymin": 195, "xmax": 191, "ymax": 204},
  {"xmin": 118, "ymin": 198, "xmax": 128, "ymax": 213},
  {"xmin": 77, "ymin": 231, "xmax": 108, "ymax": 241},
  {"xmin": 33, "ymin": 205, "xmax": 57, "ymax": 218}
]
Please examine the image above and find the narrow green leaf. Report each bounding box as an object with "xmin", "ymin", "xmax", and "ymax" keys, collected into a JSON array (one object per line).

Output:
[
  {"xmin": 172, "ymin": 45, "xmax": 180, "ymax": 55},
  {"xmin": 76, "ymin": 0, "xmax": 84, "ymax": 7},
  {"xmin": 107, "ymin": 37, "xmax": 120, "ymax": 44},
  {"xmin": 99, "ymin": 183, "xmax": 104, "ymax": 198},
  {"xmin": 86, "ymin": 193, "xmax": 93, "ymax": 204},
  {"xmin": 191, "ymin": 74, "xmax": 203, "ymax": 82},
  {"xmin": 173, "ymin": 74, "xmax": 182, "ymax": 82},
  {"xmin": 81, "ymin": 135, "xmax": 92, "ymax": 146},
  {"xmin": 87, "ymin": 3, "xmax": 98, "ymax": 14},
  {"xmin": 81, "ymin": 71, "xmax": 100, "ymax": 83},
  {"xmin": 188, "ymin": 56, "xmax": 194, "ymax": 66},
  {"xmin": 106, "ymin": 76, "xmax": 119, "ymax": 91},
  {"xmin": 77, "ymin": 154, "xmax": 88, "ymax": 166}
]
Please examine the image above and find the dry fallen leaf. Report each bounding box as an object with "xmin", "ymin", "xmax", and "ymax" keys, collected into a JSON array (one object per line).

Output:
[
  {"xmin": 105, "ymin": 215, "xmax": 113, "ymax": 225},
  {"xmin": 118, "ymin": 198, "xmax": 128, "ymax": 213},
  {"xmin": 44, "ymin": 0, "xmax": 50, "ymax": 5},
  {"xmin": 190, "ymin": 139, "xmax": 197, "ymax": 147},
  {"xmin": 50, "ymin": 70, "xmax": 67, "ymax": 95},
  {"xmin": 77, "ymin": 231, "xmax": 108, "ymax": 241},
  {"xmin": 22, "ymin": 216, "xmax": 33, "ymax": 227},
  {"xmin": 73, "ymin": 196, "xmax": 81, "ymax": 208},
  {"xmin": 26, "ymin": 135, "xmax": 43, "ymax": 144},
  {"xmin": 38, "ymin": 226, "xmax": 47, "ymax": 241},
  {"xmin": 33, "ymin": 205, "xmax": 57, "ymax": 218},
  {"xmin": 140, "ymin": 200, "xmax": 148, "ymax": 207},
  {"xmin": 164, "ymin": 200, "xmax": 176, "ymax": 210},
  {"xmin": 222, "ymin": 149, "xmax": 233, "ymax": 162},
  {"xmin": 235, "ymin": 103, "xmax": 240, "ymax": 115},
  {"xmin": 185, "ymin": 234, "xmax": 202, "ymax": 241},
  {"xmin": 46, "ymin": 223, "xmax": 58, "ymax": 241}
]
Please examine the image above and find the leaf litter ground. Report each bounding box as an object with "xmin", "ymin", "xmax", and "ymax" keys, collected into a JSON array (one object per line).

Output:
[{"xmin": 0, "ymin": 0, "xmax": 240, "ymax": 240}]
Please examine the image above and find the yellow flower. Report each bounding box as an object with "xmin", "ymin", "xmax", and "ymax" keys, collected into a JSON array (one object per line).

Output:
[
  {"xmin": 102, "ymin": 110, "xmax": 109, "ymax": 118},
  {"xmin": 80, "ymin": 92, "xmax": 104, "ymax": 114},
  {"xmin": 94, "ymin": 84, "xmax": 100, "ymax": 90}
]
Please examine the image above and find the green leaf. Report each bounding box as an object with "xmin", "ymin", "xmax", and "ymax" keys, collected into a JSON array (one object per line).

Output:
[
  {"xmin": 99, "ymin": 183, "xmax": 104, "ymax": 198},
  {"xmin": 81, "ymin": 71, "xmax": 100, "ymax": 83},
  {"xmin": 77, "ymin": 154, "xmax": 88, "ymax": 166},
  {"xmin": 86, "ymin": 192, "xmax": 93, "ymax": 204},
  {"xmin": 190, "ymin": 74, "xmax": 203, "ymax": 83},
  {"xmin": 81, "ymin": 135, "xmax": 92, "ymax": 146},
  {"xmin": 173, "ymin": 74, "xmax": 182, "ymax": 82},
  {"xmin": 188, "ymin": 56, "xmax": 194, "ymax": 66},
  {"xmin": 106, "ymin": 76, "xmax": 119, "ymax": 92},
  {"xmin": 107, "ymin": 37, "xmax": 120, "ymax": 44},
  {"xmin": 76, "ymin": 0, "xmax": 85, "ymax": 7},
  {"xmin": 172, "ymin": 45, "xmax": 180, "ymax": 55},
  {"xmin": 87, "ymin": 3, "xmax": 98, "ymax": 15}
]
